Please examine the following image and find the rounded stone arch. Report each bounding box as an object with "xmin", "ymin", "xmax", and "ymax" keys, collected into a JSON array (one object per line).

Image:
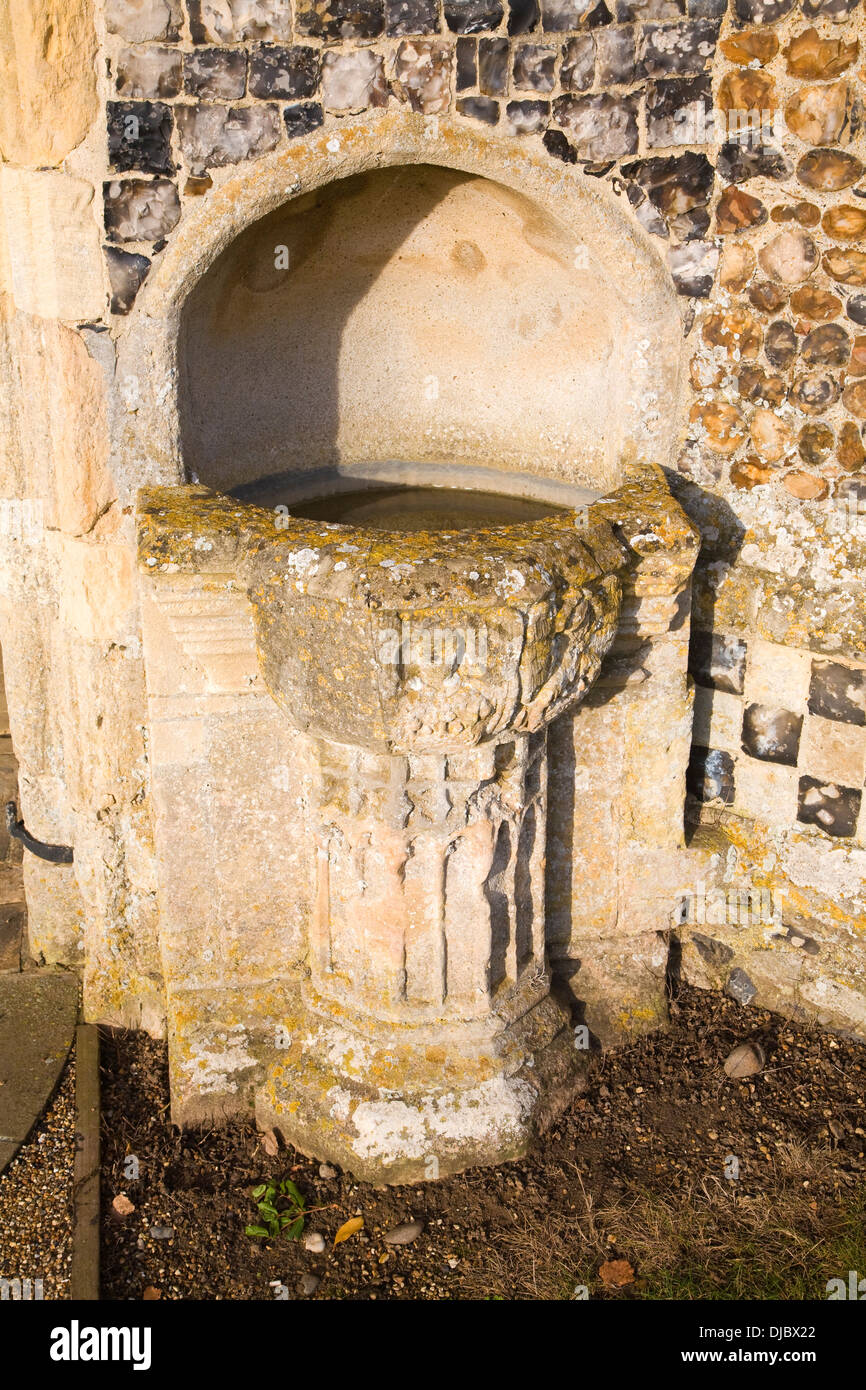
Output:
[{"xmin": 120, "ymin": 110, "xmax": 686, "ymax": 503}]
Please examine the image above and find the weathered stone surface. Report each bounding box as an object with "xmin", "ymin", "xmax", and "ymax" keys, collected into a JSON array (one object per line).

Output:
[
  {"xmin": 823, "ymin": 205, "xmax": 866, "ymax": 242},
  {"xmin": 802, "ymin": 0, "xmax": 860, "ymax": 15},
  {"xmin": 392, "ymin": 41, "xmax": 452, "ymax": 113},
  {"xmin": 105, "ymin": 245, "xmax": 151, "ymax": 314},
  {"xmin": 552, "ymin": 93, "xmax": 639, "ymax": 159},
  {"xmin": 118, "ymin": 46, "xmax": 183, "ymax": 99},
  {"xmin": 184, "ymin": 48, "xmax": 248, "ymax": 100},
  {"xmin": 738, "ymin": 363, "xmax": 786, "ymax": 405},
  {"xmin": 479, "ymin": 37, "xmax": 509, "ymax": 93},
  {"xmin": 790, "ymin": 285, "xmax": 841, "ymax": 321},
  {"xmin": 297, "ymin": 0, "xmax": 385, "ymax": 36},
  {"xmin": 505, "ymin": 99, "xmax": 550, "ymax": 133},
  {"xmin": 104, "ymin": 176, "xmax": 180, "ymax": 241},
  {"xmin": 175, "ymin": 104, "xmax": 281, "ymax": 168},
  {"xmin": 715, "ymin": 187, "xmax": 766, "ymax": 234},
  {"xmin": 719, "ymin": 29, "xmax": 778, "ymax": 65},
  {"xmin": 758, "ymin": 228, "xmax": 818, "ymax": 284},
  {"xmin": 283, "ymin": 102, "xmax": 325, "ymax": 138},
  {"xmin": 797, "ymin": 148, "xmax": 863, "ymax": 191},
  {"xmin": 0, "ymin": 168, "xmax": 105, "ymax": 321},
  {"xmin": 322, "ymin": 51, "xmax": 388, "ymax": 110},
  {"xmin": 560, "ymin": 36, "xmax": 596, "ymax": 90},
  {"xmin": 106, "ymin": 0, "xmax": 181, "ymax": 41},
  {"xmin": 850, "ymin": 336, "xmax": 866, "ymax": 378},
  {"xmin": 188, "ymin": 0, "xmax": 291, "ymax": 41},
  {"xmin": 784, "ymin": 82, "xmax": 849, "ymax": 146},
  {"xmin": 513, "ymin": 44, "xmax": 557, "ymax": 90},
  {"xmin": 783, "ymin": 470, "xmax": 828, "ymax": 500},
  {"xmin": 0, "ymin": 0, "xmax": 98, "ymax": 165},
  {"xmin": 730, "ymin": 457, "xmax": 774, "ymax": 490},
  {"xmin": 387, "ymin": 0, "xmax": 438, "ymax": 30},
  {"xmin": 249, "ymin": 46, "xmax": 320, "ymax": 99},
  {"xmin": 785, "ymin": 26, "xmax": 858, "ymax": 79},
  {"xmin": 639, "ymin": 20, "xmax": 719, "ymax": 77},
  {"xmin": 445, "ymin": 0, "xmax": 505, "ymax": 29},
  {"xmin": 718, "ymin": 69, "xmax": 775, "ymax": 116},
  {"xmin": 108, "ymin": 101, "xmax": 175, "ymax": 175}
]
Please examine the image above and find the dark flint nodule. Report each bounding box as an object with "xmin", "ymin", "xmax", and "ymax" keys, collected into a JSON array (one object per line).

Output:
[
  {"xmin": 249, "ymin": 46, "xmax": 320, "ymax": 99},
  {"xmin": 790, "ymin": 371, "xmax": 842, "ymax": 414},
  {"xmin": 283, "ymin": 103, "xmax": 325, "ymax": 138},
  {"xmin": 513, "ymin": 44, "xmax": 557, "ymax": 90},
  {"xmin": 385, "ymin": 0, "xmax": 440, "ymax": 32},
  {"xmin": 116, "ymin": 47, "xmax": 183, "ymax": 99},
  {"xmin": 543, "ymin": 128, "xmax": 577, "ymax": 161},
  {"xmin": 506, "ymin": 98, "xmax": 550, "ymax": 131},
  {"xmin": 802, "ymin": 0, "xmax": 860, "ymax": 15},
  {"xmin": 107, "ymin": 101, "xmax": 174, "ymax": 175},
  {"xmin": 765, "ymin": 320, "xmax": 797, "ymax": 369},
  {"xmin": 725, "ymin": 968, "xmax": 757, "ymax": 1007},
  {"xmin": 639, "ymin": 20, "xmax": 720, "ymax": 79},
  {"xmin": 687, "ymin": 747, "xmax": 735, "ymax": 803},
  {"xmin": 846, "ymin": 294, "xmax": 866, "ymax": 327},
  {"xmin": 508, "ymin": 0, "xmax": 541, "ymax": 30},
  {"xmin": 616, "ymin": 0, "xmax": 684, "ymax": 16},
  {"xmin": 297, "ymin": 0, "xmax": 385, "ymax": 38},
  {"xmin": 717, "ymin": 142, "xmax": 791, "ymax": 185},
  {"xmin": 622, "ymin": 151, "xmax": 714, "ymax": 213},
  {"xmin": 445, "ymin": 0, "xmax": 505, "ymax": 30},
  {"xmin": 104, "ymin": 246, "xmax": 151, "ymax": 315},
  {"xmin": 741, "ymin": 703, "xmax": 803, "ymax": 766},
  {"xmin": 596, "ymin": 26, "xmax": 638, "ymax": 82},
  {"xmin": 808, "ymin": 659, "xmax": 866, "ymax": 726},
  {"xmin": 478, "ymin": 37, "xmax": 510, "ymax": 93},
  {"xmin": 690, "ymin": 629, "xmax": 747, "ymax": 694},
  {"xmin": 802, "ymin": 324, "xmax": 850, "ymax": 368},
  {"xmin": 561, "ymin": 35, "xmax": 595, "ymax": 89},
  {"xmin": 456, "ymin": 95, "xmax": 500, "ymax": 121},
  {"xmin": 734, "ymin": 0, "xmax": 794, "ymax": 18},
  {"xmin": 646, "ymin": 74, "xmax": 711, "ymax": 146},
  {"xmin": 687, "ymin": 0, "xmax": 726, "ymax": 15},
  {"xmin": 456, "ymin": 37, "xmax": 478, "ymax": 87},
  {"xmin": 798, "ymin": 777, "xmax": 862, "ymax": 839},
  {"xmin": 691, "ymin": 932, "xmax": 735, "ymax": 968},
  {"xmin": 539, "ymin": 0, "xmax": 598, "ymax": 30},
  {"xmin": 184, "ymin": 48, "xmax": 247, "ymax": 100},
  {"xmin": 669, "ymin": 206, "xmax": 710, "ymax": 240}
]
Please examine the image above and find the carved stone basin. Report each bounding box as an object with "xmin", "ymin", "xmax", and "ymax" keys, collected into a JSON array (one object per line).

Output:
[{"xmin": 136, "ymin": 465, "xmax": 696, "ymax": 1181}]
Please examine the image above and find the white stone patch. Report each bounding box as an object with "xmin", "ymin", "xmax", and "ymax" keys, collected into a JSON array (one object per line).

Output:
[
  {"xmin": 342, "ymin": 1075, "xmax": 537, "ymax": 1162},
  {"xmin": 285, "ymin": 547, "xmax": 320, "ymax": 576},
  {"xmin": 179, "ymin": 1025, "xmax": 255, "ymax": 1096}
]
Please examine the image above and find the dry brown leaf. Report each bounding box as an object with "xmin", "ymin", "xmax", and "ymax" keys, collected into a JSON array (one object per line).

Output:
[
  {"xmin": 334, "ymin": 1216, "xmax": 364, "ymax": 1246},
  {"xmin": 142, "ymin": 1286, "xmax": 162, "ymax": 1300},
  {"xmin": 599, "ymin": 1258, "xmax": 635, "ymax": 1288}
]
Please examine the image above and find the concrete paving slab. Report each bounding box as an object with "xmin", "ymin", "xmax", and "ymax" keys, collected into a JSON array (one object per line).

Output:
[{"xmin": 0, "ymin": 972, "xmax": 79, "ymax": 1174}]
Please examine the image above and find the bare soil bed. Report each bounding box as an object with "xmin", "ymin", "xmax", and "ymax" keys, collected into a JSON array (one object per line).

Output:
[{"xmin": 99, "ymin": 985, "xmax": 866, "ymax": 1301}]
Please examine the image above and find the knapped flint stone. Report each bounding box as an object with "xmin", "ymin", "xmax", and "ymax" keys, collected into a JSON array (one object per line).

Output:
[
  {"xmin": 798, "ymin": 776, "xmax": 862, "ymax": 838},
  {"xmin": 297, "ymin": 0, "xmax": 385, "ymax": 37},
  {"xmin": 791, "ymin": 285, "xmax": 841, "ymax": 321},
  {"xmin": 843, "ymin": 378, "xmax": 866, "ymax": 419},
  {"xmin": 802, "ymin": 323, "xmax": 850, "ymax": 367},
  {"xmin": 802, "ymin": 0, "xmax": 860, "ymax": 16},
  {"xmin": 560, "ymin": 35, "xmax": 596, "ymax": 90},
  {"xmin": 718, "ymin": 67, "xmax": 775, "ymax": 119},
  {"xmin": 104, "ymin": 245, "xmax": 151, "ymax": 314},
  {"xmin": 734, "ymin": 0, "xmax": 793, "ymax": 18},
  {"xmin": 751, "ymin": 406, "xmax": 791, "ymax": 460},
  {"xmin": 741, "ymin": 702, "xmax": 802, "ymax": 765},
  {"xmin": 849, "ymin": 336, "xmax": 866, "ymax": 377},
  {"xmin": 738, "ymin": 364, "xmax": 785, "ymax": 405},
  {"xmin": 785, "ymin": 26, "xmax": 859, "ymax": 79},
  {"xmin": 809, "ymin": 658, "xmax": 866, "ymax": 725},
  {"xmin": 249, "ymin": 46, "xmax": 320, "ymax": 99},
  {"xmin": 725, "ymin": 968, "xmax": 757, "ymax": 1007},
  {"xmin": 639, "ymin": 20, "xmax": 720, "ymax": 78},
  {"xmin": 617, "ymin": 0, "xmax": 684, "ymax": 15},
  {"xmin": 543, "ymin": 127, "xmax": 578, "ymax": 161},
  {"xmin": 686, "ymin": 746, "xmax": 735, "ymax": 803},
  {"xmin": 506, "ymin": 99, "xmax": 550, "ymax": 132},
  {"xmin": 669, "ymin": 241, "xmax": 717, "ymax": 295},
  {"xmin": 321, "ymin": 50, "xmax": 388, "ymax": 109},
  {"xmin": 703, "ymin": 304, "xmax": 762, "ymax": 357},
  {"xmin": 508, "ymin": 0, "xmax": 541, "ymax": 30},
  {"xmin": 847, "ymin": 294, "xmax": 866, "ymax": 327},
  {"xmin": 720, "ymin": 28, "xmax": 778, "ymax": 64},
  {"xmin": 622, "ymin": 151, "xmax": 713, "ymax": 213},
  {"xmin": 719, "ymin": 241, "xmax": 755, "ymax": 290},
  {"xmin": 837, "ymin": 420, "xmax": 866, "ymax": 470},
  {"xmin": 108, "ymin": 101, "xmax": 174, "ymax": 175},
  {"xmin": 771, "ymin": 201, "xmax": 820, "ymax": 229},
  {"xmin": 758, "ymin": 228, "xmax": 818, "ymax": 285},
  {"xmin": 552, "ymin": 93, "xmax": 639, "ymax": 159},
  {"xmin": 690, "ymin": 629, "xmax": 747, "ymax": 693},
  {"xmin": 783, "ymin": 469, "xmax": 828, "ymax": 500},
  {"xmin": 797, "ymin": 148, "xmax": 863, "ymax": 192},
  {"xmin": 479, "ymin": 37, "xmax": 509, "ymax": 93},
  {"xmin": 283, "ymin": 102, "xmax": 325, "ymax": 137},
  {"xmin": 798, "ymin": 422, "xmax": 834, "ymax": 466},
  {"xmin": 790, "ymin": 370, "xmax": 842, "ymax": 414},
  {"xmin": 784, "ymin": 81, "xmax": 849, "ymax": 146},
  {"xmin": 823, "ymin": 248, "xmax": 866, "ymax": 288},
  {"xmin": 717, "ymin": 141, "xmax": 790, "ymax": 185},
  {"xmin": 175, "ymin": 104, "xmax": 281, "ymax": 169},
  {"xmin": 386, "ymin": 0, "xmax": 440, "ymax": 32},
  {"xmin": 687, "ymin": 0, "xmax": 726, "ymax": 14},
  {"xmin": 823, "ymin": 205, "xmax": 866, "ymax": 242},
  {"xmin": 540, "ymin": 0, "xmax": 598, "ymax": 28},
  {"xmin": 513, "ymin": 44, "xmax": 557, "ymax": 90},
  {"xmin": 690, "ymin": 396, "xmax": 746, "ymax": 448},
  {"xmin": 456, "ymin": 37, "xmax": 477, "ymax": 87},
  {"xmin": 445, "ymin": 0, "xmax": 505, "ymax": 29},
  {"xmin": 764, "ymin": 320, "xmax": 797, "ymax": 369},
  {"xmin": 393, "ymin": 40, "xmax": 452, "ymax": 113},
  {"xmin": 106, "ymin": 0, "xmax": 182, "ymax": 41},
  {"xmin": 184, "ymin": 49, "xmax": 248, "ymax": 100},
  {"xmin": 632, "ymin": 189, "xmax": 669, "ymax": 236},
  {"xmin": 188, "ymin": 0, "xmax": 292, "ymax": 42},
  {"xmin": 457, "ymin": 95, "xmax": 500, "ymax": 121},
  {"xmin": 646, "ymin": 75, "xmax": 710, "ymax": 147},
  {"xmin": 669, "ymin": 206, "xmax": 710, "ymax": 240},
  {"xmin": 715, "ymin": 186, "xmax": 767, "ymax": 233},
  {"xmin": 116, "ymin": 46, "xmax": 183, "ymax": 99},
  {"xmin": 595, "ymin": 26, "xmax": 638, "ymax": 82},
  {"xmin": 585, "ymin": 0, "xmax": 614, "ymax": 21},
  {"xmin": 104, "ymin": 177, "xmax": 180, "ymax": 241}
]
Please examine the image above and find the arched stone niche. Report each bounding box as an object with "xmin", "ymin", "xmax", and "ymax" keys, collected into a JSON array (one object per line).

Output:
[{"xmin": 119, "ymin": 111, "xmax": 686, "ymax": 504}]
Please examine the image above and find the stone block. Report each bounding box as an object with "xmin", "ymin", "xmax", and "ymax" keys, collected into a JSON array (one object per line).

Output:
[
  {"xmin": 0, "ymin": 168, "xmax": 105, "ymax": 322},
  {"xmin": 0, "ymin": 0, "xmax": 98, "ymax": 166}
]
